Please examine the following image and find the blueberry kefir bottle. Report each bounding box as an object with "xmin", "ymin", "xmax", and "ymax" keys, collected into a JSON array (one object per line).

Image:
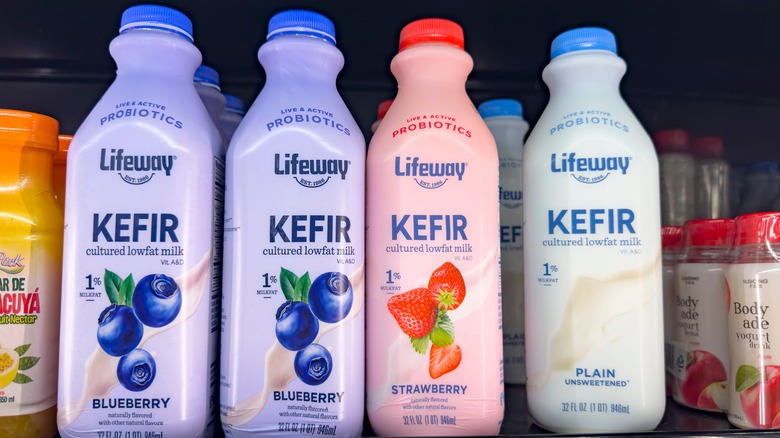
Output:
[
  {"xmin": 671, "ymin": 219, "xmax": 734, "ymax": 412},
  {"xmin": 58, "ymin": 5, "xmax": 223, "ymax": 437},
  {"xmin": 219, "ymin": 11, "xmax": 365, "ymax": 437},
  {"xmin": 523, "ymin": 27, "xmax": 665, "ymax": 433},
  {"xmin": 366, "ymin": 19, "xmax": 503, "ymax": 436},
  {"xmin": 479, "ymin": 98, "xmax": 529, "ymax": 385}
]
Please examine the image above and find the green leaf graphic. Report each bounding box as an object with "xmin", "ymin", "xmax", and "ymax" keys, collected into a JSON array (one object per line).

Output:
[
  {"xmin": 14, "ymin": 344, "xmax": 30, "ymax": 357},
  {"xmin": 104, "ymin": 269, "xmax": 122, "ymax": 304},
  {"xmin": 410, "ymin": 336, "xmax": 430, "ymax": 355},
  {"xmin": 429, "ymin": 327, "xmax": 454, "ymax": 347},
  {"xmin": 12, "ymin": 373, "xmax": 32, "ymax": 384},
  {"xmin": 279, "ymin": 268, "xmax": 299, "ymax": 301},
  {"xmin": 735, "ymin": 364, "xmax": 761, "ymax": 392},
  {"xmin": 18, "ymin": 356, "xmax": 39, "ymax": 371},
  {"xmin": 296, "ymin": 272, "xmax": 312, "ymax": 303},
  {"xmin": 120, "ymin": 274, "xmax": 135, "ymax": 307}
]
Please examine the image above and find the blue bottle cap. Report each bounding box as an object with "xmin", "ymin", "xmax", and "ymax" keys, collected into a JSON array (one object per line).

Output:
[
  {"xmin": 194, "ymin": 65, "xmax": 220, "ymax": 89},
  {"xmin": 478, "ymin": 99, "xmax": 523, "ymax": 119},
  {"xmin": 551, "ymin": 27, "xmax": 617, "ymax": 59},
  {"xmin": 119, "ymin": 5, "xmax": 194, "ymax": 42},
  {"xmin": 223, "ymin": 94, "xmax": 245, "ymax": 114},
  {"xmin": 748, "ymin": 161, "xmax": 779, "ymax": 174},
  {"xmin": 267, "ymin": 10, "xmax": 336, "ymax": 46}
]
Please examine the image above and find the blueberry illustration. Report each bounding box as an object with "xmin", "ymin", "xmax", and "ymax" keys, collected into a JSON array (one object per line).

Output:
[
  {"xmin": 97, "ymin": 304, "xmax": 143, "ymax": 357},
  {"xmin": 117, "ymin": 348, "xmax": 156, "ymax": 391},
  {"xmin": 275, "ymin": 300, "xmax": 319, "ymax": 351},
  {"xmin": 308, "ymin": 272, "xmax": 353, "ymax": 323},
  {"xmin": 294, "ymin": 343, "xmax": 332, "ymax": 385},
  {"xmin": 132, "ymin": 274, "xmax": 182, "ymax": 328}
]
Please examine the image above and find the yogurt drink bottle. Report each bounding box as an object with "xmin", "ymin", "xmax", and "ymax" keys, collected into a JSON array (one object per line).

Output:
[
  {"xmin": 661, "ymin": 225, "xmax": 682, "ymax": 396},
  {"xmin": 523, "ymin": 27, "xmax": 665, "ymax": 433},
  {"xmin": 0, "ymin": 110, "xmax": 62, "ymax": 437},
  {"xmin": 58, "ymin": 5, "xmax": 222, "ymax": 436},
  {"xmin": 670, "ymin": 219, "xmax": 734, "ymax": 412},
  {"xmin": 478, "ymin": 98, "xmax": 529, "ymax": 385},
  {"xmin": 219, "ymin": 10, "xmax": 365, "ymax": 437},
  {"xmin": 692, "ymin": 136, "xmax": 730, "ymax": 219},
  {"xmin": 195, "ymin": 64, "xmax": 228, "ymax": 154},
  {"xmin": 726, "ymin": 212, "xmax": 780, "ymax": 429},
  {"xmin": 219, "ymin": 93, "xmax": 245, "ymax": 144},
  {"xmin": 366, "ymin": 18, "xmax": 503, "ymax": 436}
]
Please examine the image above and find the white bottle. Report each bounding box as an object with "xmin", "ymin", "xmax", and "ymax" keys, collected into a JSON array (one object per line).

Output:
[
  {"xmin": 195, "ymin": 64, "xmax": 228, "ymax": 155},
  {"xmin": 478, "ymin": 98, "xmax": 529, "ymax": 384},
  {"xmin": 652, "ymin": 129, "xmax": 695, "ymax": 226},
  {"xmin": 523, "ymin": 27, "xmax": 665, "ymax": 433},
  {"xmin": 58, "ymin": 5, "xmax": 222, "ymax": 437},
  {"xmin": 219, "ymin": 93, "xmax": 245, "ymax": 144},
  {"xmin": 737, "ymin": 161, "xmax": 780, "ymax": 215},
  {"xmin": 692, "ymin": 136, "xmax": 730, "ymax": 219}
]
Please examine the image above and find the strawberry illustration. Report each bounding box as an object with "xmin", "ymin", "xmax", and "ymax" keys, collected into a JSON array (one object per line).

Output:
[
  {"xmin": 428, "ymin": 262, "xmax": 466, "ymax": 311},
  {"xmin": 387, "ymin": 288, "xmax": 437, "ymax": 338},
  {"xmin": 429, "ymin": 343, "xmax": 462, "ymax": 379}
]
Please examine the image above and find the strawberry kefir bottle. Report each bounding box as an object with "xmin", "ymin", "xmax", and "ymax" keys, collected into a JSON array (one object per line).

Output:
[
  {"xmin": 219, "ymin": 10, "xmax": 365, "ymax": 437},
  {"xmin": 726, "ymin": 212, "xmax": 780, "ymax": 429},
  {"xmin": 58, "ymin": 5, "xmax": 222, "ymax": 437},
  {"xmin": 366, "ymin": 18, "xmax": 503, "ymax": 436}
]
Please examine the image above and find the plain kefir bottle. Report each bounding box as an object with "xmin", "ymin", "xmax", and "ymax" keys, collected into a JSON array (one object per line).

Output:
[{"xmin": 523, "ymin": 27, "xmax": 665, "ymax": 433}]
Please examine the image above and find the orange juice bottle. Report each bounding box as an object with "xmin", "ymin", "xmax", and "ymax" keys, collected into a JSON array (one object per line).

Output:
[
  {"xmin": 52, "ymin": 134, "xmax": 71, "ymax": 207},
  {"xmin": 0, "ymin": 109, "xmax": 62, "ymax": 437}
]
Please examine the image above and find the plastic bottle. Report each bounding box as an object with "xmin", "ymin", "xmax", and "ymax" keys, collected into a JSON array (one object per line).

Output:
[
  {"xmin": 58, "ymin": 5, "xmax": 222, "ymax": 437},
  {"xmin": 53, "ymin": 134, "xmax": 72, "ymax": 207},
  {"xmin": 523, "ymin": 27, "xmax": 665, "ymax": 433},
  {"xmin": 692, "ymin": 136, "xmax": 730, "ymax": 219},
  {"xmin": 195, "ymin": 64, "xmax": 228, "ymax": 154},
  {"xmin": 652, "ymin": 129, "xmax": 695, "ymax": 226},
  {"xmin": 370, "ymin": 99, "xmax": 393, "ymax": 134},
  {"xmin": 726, "ymin": 212, "xmax": 780, "ymax": 429},
  {"xmin": 737, "ymin": 161, "xmax": 780, "ymax": 215},
  {"xmin": 661, "ymin": 225, "xmax": 682, "ymax": 397},
  {"xmin": 366, "ymin": 18, "xmax": 503, "ymax": 436},
  {"xmin": 670, "ymin": 219, "xmax": 734, "ymax": 413},
  {"xmin": 219, "ymin": 93, "xmax": 245, "ymax": 144},
  {"xmin": 0, "ymin": 109, "xmax": 62, "ymax": 437},
  {"xmin": 478, "ymin": 98, "xmax": 529, "ymax": 385},
  {"xmin": 219, "ymin": 10, "xmax": 365, "ymax": 437}
]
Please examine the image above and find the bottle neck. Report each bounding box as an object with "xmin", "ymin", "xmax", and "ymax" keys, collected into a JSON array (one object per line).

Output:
[
  {"xmin": 258, "ymin": 36, "xmax": 343, "ymax": 87},
  {"xmin": 110, "ymin": 29, "xmax": 201, "ymax": 80},
  {"xmin": 391, "ymin": 44, "xmax": 473, "ymax": 92},
  {"xmin": 733, "ymin": 243, "xmax": 780, "ymax": 264},
  {"xmin": 682, "ymin": 246, "xmax": 732, "ymax": 263},
  {"xmin": 543, "ymin": 50, "xmax": 626, "ymax": 98}
]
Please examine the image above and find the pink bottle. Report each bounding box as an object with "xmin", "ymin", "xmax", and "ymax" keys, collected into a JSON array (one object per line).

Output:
[{"xmin": 366, "ymin": 18, "xmax": 503, "ymax": 436}]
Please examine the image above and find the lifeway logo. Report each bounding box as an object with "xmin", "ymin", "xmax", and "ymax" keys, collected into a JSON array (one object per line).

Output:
[
  {"xmin": 550, "ymin": 152, "xmax": 631, "ymax": 184},
  {"xmin": 100, "ymin": 148, "xmax": 175, "ymax": 185},
  {"xmin": 0, "ymin": 252, "xmax": 24, "ymax": 275},
  {"xmin": 500, "ymin": 187, "xmax": 522, "ymax": 209},
  {"xmin": 274, "ymin": 153, "xmax": 350, "ymax": 188},
  {"xmin": 395, "ymin": 156, "xmax": 467, "ymax": 189}
]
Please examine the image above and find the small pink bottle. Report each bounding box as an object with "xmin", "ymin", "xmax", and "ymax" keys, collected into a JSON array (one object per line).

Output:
[{"xmin": 366, "ymin": 18, "xmax": 503, "ymax": 436}]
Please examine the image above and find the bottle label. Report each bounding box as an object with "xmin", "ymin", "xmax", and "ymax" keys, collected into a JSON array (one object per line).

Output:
[
  {"xmin": 219, "ymin": 103, "xmax": 365, "ymax": 436},
  {"xmin": 0, "ymin": 242, "xmax": 59, "ymax": 416},
  {"xmin": 59, "ymin": 96, "xmax": 219, "ymax": 435},
  {"xmin": 499, "ymin": 156, "xmax": 525, "ymax": 383},
  {"xmin": 727, "ymin": 263, "xmax": 780, "ymax": 429},
  {"xmin": 670, "ymin": 262, "xmax": 729, "ymax": 412},
  {"xmin": 367, "ymin": 111, "xmax": 503, "ymax": 435}
]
